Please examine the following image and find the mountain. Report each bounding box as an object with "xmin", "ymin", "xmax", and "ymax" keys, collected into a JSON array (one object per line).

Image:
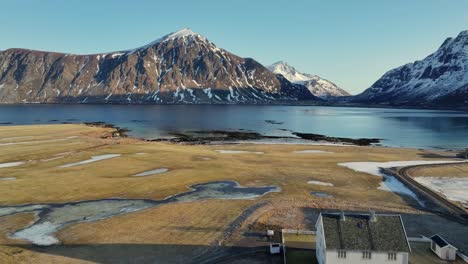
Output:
[
  {"xmin": 0, "ymin": 29, "xmax": 319, "ymax": 104},
  {"xmin": 267, "ymin": 61, "xmax": 350, "ymax": 99},
  {"xmin": 354, "ymin": 30, "xmax": 468, "ymax": 107}
]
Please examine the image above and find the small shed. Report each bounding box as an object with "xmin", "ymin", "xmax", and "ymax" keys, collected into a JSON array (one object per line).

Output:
[
  {"xmin": 430, "ymin": 234, "xmax": 458, "ymax": 260},
  {"xmin": 267, "ymin": 230, "xmax": 283, "ymax": 255}
]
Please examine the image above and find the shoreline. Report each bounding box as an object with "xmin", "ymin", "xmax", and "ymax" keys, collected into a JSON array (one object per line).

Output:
[
  {"xmin": 0, "ymin": 102, "xmax": 466, "ymax": 112},
  {"xmin": 1, "ymin": 122, "xmax": 464, "ymax": 152}
]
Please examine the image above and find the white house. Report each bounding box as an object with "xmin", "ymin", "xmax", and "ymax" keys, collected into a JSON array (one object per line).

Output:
[
  {"xmin": 430, "ymin": 234, "xmax": 458, "ymax": 260},
  {"xmin": 315, "ymin": 212, "xmax": 411, "ymax": 264}
]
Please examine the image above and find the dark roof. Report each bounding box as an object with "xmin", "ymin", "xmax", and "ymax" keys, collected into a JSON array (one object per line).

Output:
[
  {"xmin": 320, "ymin": 213, "xmax": 410, "ymax": 252},
  {"xmin": 430, "ymin": 235, "xmax": 449, "ymax": 248}
]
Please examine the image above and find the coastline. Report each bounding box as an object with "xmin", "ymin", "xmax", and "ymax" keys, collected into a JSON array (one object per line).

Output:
[{"xmin": 0, "ymin": 101, "xmax": 466, "ymax": 112}]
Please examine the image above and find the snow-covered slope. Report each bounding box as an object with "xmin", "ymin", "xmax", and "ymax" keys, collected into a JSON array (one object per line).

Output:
[
  {"xmin": 268, "ymin": 61, "xmax": 350, "ymax": 99},
  {"xmin": 0, "ymin": 29, "xmax": 318, "ymax": 104},
  {"xmin": 354, "ymin": 30, "xmax": 468, "ymax": 106}
]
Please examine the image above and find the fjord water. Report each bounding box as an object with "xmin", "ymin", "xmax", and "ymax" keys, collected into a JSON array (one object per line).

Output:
[{"xmin": 1, "ymin": 104, "xmax": 467, "ymax": 150}]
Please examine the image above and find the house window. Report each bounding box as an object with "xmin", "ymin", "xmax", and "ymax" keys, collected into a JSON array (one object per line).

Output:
[
  {"xmin": 338, "ymin": 250, "xmax": 347, "ymax": 258},
  {"xmin": 362, "ymin": 251, "xmax": 372, "ymax": 259},
  {"xmin": 388, "ymin": 252, "xmax": 397, "ymax": 261},
  {"xmin": 431, "ymin": 241, "xmax": 436, "ymax": 251}
]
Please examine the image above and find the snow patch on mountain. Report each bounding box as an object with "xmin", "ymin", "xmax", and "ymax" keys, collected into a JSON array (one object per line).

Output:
[
  {"xmin": 268, "ymin": 61, "xmax": 350, "ymax": 99},
  {"xmin": 355, "ymin": 30, "xmax": 468, "ymax": 106}
]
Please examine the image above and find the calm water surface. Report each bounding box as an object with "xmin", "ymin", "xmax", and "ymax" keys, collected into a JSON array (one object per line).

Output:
[{"xmin": 1, "ymin": 104, "xmax": 467, "ymax": 149}]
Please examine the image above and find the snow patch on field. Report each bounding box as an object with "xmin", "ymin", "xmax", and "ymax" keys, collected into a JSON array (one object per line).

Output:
[
  {"xmin": 59, "ymin": 154, "xmax": 121, "ymax": 168},
  {"xmin": 339, "ymin": 160, "xmax": 463, "ymax": 177},
  {"xmin": 338, "ymin": 160, "xmax": 466, "ymax": 203},
  {"xmin": 415, "ymin": 177, "xmax": 468, "ymax": 205},
  {"xmin": 215, "ymin": 150, "xmax": 264, "ymax": 154},
  {"xmin": 0, "ymin": 177, "xmax": 16, "ymax": 181},
  {"xmin": 134, "ymin": 168, "xmax": 168, "ymax": 177},
  {"xmin": 307, "ymin": 180, "xmax": 333, "ymax": 186},
  {"xmin": 0, "ymin": 161, "xmax": 25, "ymax": 168},
  {"xmin": 293, "ymin": 150, "xmax": 332, "ymax": 154}
]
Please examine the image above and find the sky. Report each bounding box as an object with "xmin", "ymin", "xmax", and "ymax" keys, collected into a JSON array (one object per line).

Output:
[{"xmin": 1, "ymin": 0, "xmax": 467, "ymax": 94}]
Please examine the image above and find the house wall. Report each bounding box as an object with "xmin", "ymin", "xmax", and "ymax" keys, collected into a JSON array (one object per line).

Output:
[
  {"xmin": 316, "ymin": 217, "xmax": 326, "ymax": 264},
  {"xmin": 439, "ymin": 246, "xmax": 457, "ymax": 261},
  {"xmin": 325, "ymin": 250, "xmax": 408, "ymax": 264},
  {"xmin": 431, "ymin": 242, "xmax": 457, "ymax": 260}
]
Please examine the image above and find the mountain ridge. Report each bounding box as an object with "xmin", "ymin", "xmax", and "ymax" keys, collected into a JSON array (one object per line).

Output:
[
  {"xmin": 354, "ymin": 30, "xmax": 468, "ymax": 106},
  {"xmin": 0, "ymin": 28, "xmax": 319, "ymax": 104}
]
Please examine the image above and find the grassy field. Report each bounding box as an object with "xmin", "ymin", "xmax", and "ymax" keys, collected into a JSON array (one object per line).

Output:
[{"xmin": 0, "ymin": 124, "xmax": 459, "ymax": 263}]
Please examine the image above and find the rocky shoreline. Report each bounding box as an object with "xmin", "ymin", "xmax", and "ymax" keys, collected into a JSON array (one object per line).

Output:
[
  {"xmin": 81, "ymin": 122, "xmax": 382, "ymax": 146},
  {"xmin": 146, "ymin": 130, "xmax": 382, "ymax": 146}
]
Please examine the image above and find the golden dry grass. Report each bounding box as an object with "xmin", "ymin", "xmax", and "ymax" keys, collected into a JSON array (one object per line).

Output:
[{"xmin": 0, "ymin": 124, "xmax": 456, "ymax": 263}]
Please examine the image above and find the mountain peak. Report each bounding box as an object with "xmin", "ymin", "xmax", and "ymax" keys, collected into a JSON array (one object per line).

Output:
[
  {"xmin": 163, "ymin": 28, "xmax": 201, "ymax": 41},
  {"xmin": 268, "ymin": 61, "xmax": 350, "ymax": 98},
  {"xmin": 269, "ymin": 61, "xmax": 293, "ymax": 70},
  {"xmin": 268, "ymin": 61, "xmax": 310, "ymax": 83},
  {"xmin": 154, "ymin": 28, "xmax": 204, "ymax": 43}
]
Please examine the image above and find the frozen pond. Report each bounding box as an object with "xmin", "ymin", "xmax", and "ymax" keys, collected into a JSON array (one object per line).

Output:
[
  {"xmin": 134, "ymin": 168, "xmax": 169, "ymax": 177},
  {"xmin": 58, "ymin": 154, "xmax": 121, "ymax": 168},
  {"xmin": 415, "ymin": 177, "xmax": 468, "ymax": 205},
  {"xmin": 0, "ymin": 181, "xmax": 279, "ymax": 246}
]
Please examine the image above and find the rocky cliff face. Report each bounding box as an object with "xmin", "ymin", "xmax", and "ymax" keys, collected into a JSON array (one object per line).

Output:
[
  {"xmin": 354, "ymin": 30, "xmax": 468, "ymax": 106},
  {"xmin": 268, "ymin": 61, "xmax": 350, "ymax": 99},
  {"xmin": 0, "ymin": 29, "xmax": 319, "ymax": 104}
]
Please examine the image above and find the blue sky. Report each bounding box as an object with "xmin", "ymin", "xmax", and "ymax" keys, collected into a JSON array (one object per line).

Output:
[{"xmin": 1, "ymin": 0, "xmax": 467, "ymax": 94}]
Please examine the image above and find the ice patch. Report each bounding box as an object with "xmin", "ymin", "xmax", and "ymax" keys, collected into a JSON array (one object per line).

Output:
[
  {"xmin": 0, "ymin": 161, "xmax": 25, "ymax": 168},
  {"xmin": 1, "ymin": 181, "xmax": 279, "ymax": 246},
  {"xmin": 134, "ymin": 168, "xmax": 168, "ymax": 177},
  {"xmin": 59, "ymin": 154, "xmax": 121, "ymax": 168},
  {"xmin": 293, "ymin": 150, "xmax": 332, "ymax": 154},
  {"xmin": 338, "ymin": 160, "xmax": 466, "ymax": 204},
  {"xmin": 307, "ymin": 180, "xmax": 333, "ymax": 186},
  {"xmin": 415, "ymin": 177, "xmax": 468, "ymax": 205},
  {"xmin": 215, "ymin": 150, "xmax": 264, "ymax": 154},
  {"xmin": 12, "ymin": 222, "xmax": 60, "ymax": 246}
]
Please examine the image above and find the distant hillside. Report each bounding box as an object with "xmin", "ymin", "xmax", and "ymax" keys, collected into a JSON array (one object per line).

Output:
[
  {"xmin": 0, "ymin": 29, "xmax": 319, "ymax": 104},
  {"xmin": 353, "ymin": 30, "xmax": 468, "ymax": 107}
]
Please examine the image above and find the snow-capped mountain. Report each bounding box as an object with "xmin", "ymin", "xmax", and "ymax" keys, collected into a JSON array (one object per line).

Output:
[
  {"xmin": 354, "ymin": 30, "xmax": 468, "ymax": 106},
  {"xmin": 268, "ymin": 61, "xmax": 350, "ymax": 99},
  {"xmin": 0, "ymin": 28, "xmax": 318, "ymax": 104}
]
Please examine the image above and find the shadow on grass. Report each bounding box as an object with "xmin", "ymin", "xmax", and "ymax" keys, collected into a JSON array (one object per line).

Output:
[
  {"xmin": 417, "ymin": 152, "xmax": 460, "ymax": 159},
  {"xmin": 2, "ymin": 243, "xmax": 282, "ymax": 264}
]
